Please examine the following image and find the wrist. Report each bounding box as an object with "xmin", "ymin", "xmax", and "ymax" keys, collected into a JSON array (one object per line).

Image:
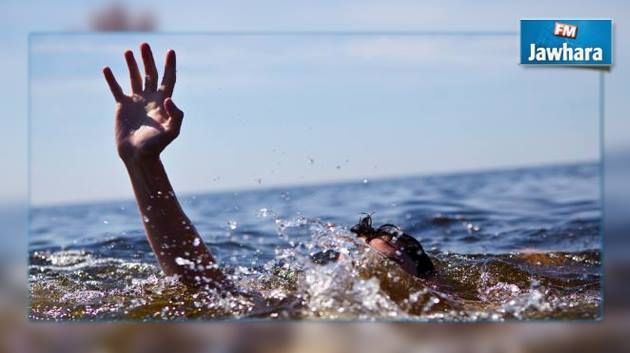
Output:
[{"xmin": 122, "ymin": 153, "xmax": 161, "ymax": 169}]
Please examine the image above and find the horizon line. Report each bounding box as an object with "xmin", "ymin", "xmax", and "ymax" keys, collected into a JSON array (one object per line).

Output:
[{"xmin": 30, "ymin": 158, "xmax": 599, "ymax": 209}]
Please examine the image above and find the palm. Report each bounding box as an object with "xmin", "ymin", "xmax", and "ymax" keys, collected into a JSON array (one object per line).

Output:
[
  {"xmin": 115, "ymin": 92, "xmax": 172, "ymax": 158},
  {"xmin": 103, "ymin": 44, "xmax": 183, "ymax": 161}
]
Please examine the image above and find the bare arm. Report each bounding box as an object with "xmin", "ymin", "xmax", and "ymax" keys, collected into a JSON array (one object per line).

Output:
[{"xmin": 102, "ymin": 43, "xmax": 227, "ymax": 288}]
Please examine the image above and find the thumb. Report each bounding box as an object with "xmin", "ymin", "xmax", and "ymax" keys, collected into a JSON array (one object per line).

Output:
[{"xmin": 164, "ymin": 97, "xmax": 184, "ymax": 130}]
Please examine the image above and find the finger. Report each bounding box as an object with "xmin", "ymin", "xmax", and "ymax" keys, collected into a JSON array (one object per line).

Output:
[
  {"xmin": 140, "ymin": 43, "xmax": 158, "ymax": 92},
  {"xmin": 124, "ymin": 50, "xmax": 143, "ymax": 93},
  {"xmin": 164, "ymin": 97, "xmax": 184, "ymax": 131},
  {"xmin": 102, "ymin": 67, "xmax": 124, "ymax": 102},
  {"xmin": 160, "ymin": 49, "xmax": 176, "ymax": 97}
]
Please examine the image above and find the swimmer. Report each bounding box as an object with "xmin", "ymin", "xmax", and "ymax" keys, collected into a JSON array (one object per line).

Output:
[
  {"xmin": 102, "ymin": 43, "xmax": 433, "ymax": 290},
  {"xmin": 309, "ymin": 214, "xmax": 435, "ymax": 278},
  {"xmin": 351, "ymin": 214, "xmax": 434, "ymax": 277}
]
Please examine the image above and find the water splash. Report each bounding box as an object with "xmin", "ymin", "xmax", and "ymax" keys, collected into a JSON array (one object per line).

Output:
[{"xmin": 29, "ymin": 216, "xmax": 600, "ymax": 321}]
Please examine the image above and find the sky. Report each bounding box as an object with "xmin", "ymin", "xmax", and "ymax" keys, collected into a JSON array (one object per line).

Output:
[
  {"xmin": 29, "ymin": 33, "xmax": 602, "ymax": 205},
  {"xmin": 0, "ymin": 0, "xmax": 628, "ymax": 207}
]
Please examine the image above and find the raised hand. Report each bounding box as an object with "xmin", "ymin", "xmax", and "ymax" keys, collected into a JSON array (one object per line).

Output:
[
  {"xmin": 101, "ymin": 44, "xmax": 228, "ymax": 289},
  {"xmin": 103, "ymin": 43, "xmax": 183, "ymax": 162}
]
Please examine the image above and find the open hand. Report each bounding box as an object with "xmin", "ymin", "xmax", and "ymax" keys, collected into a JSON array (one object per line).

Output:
[{"xmin": 103, "ymin": 43, "xmax": 183, "ymax": 162}]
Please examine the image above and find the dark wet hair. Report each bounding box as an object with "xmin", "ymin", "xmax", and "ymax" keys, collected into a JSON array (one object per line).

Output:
[
  {"xmin": 351, "ymin": 214, "xmax": 401, "ymax": 239},
  {"xmin": 350, "ymin": 213, "xmax": 377, "ymax": 239}
]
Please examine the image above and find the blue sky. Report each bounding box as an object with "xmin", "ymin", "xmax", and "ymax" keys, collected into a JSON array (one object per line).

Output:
[
  {"xmin": 29, "ymin": 33, "xmax": 601, "ymax": 204},
  {"xmin": 0, "ymin": 0, "xmax": 628, "ymax": 206}
]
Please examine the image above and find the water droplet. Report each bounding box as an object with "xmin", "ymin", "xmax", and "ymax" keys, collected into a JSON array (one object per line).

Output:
[
  {"xmin": 466, "ymin": 223, "xmax": 480, "ymax": 233},
  {"xmin": 175, "ymin": 257, "xmax": 195, "ymax": 269},
  {"xmin": 257, "ymin": 208, "xmax": 272, "ymax": 218},
  {"xmin": 362, "ymin": 178, "xmax": 369, "ymax": 184},
  {"xmin": 102, "ymin": 220, "xmax": 109, "ymax": 224},
  {"xmin": 227, "ymin": 220, "xmax": 238, "ymax": 230},
  {"xmin": 143, "ymin": 215, "xmax": 150, "ymax": 223},
  {"xmin": 192, "ymin": 238, "xmax": 200, "ymax": 247}
]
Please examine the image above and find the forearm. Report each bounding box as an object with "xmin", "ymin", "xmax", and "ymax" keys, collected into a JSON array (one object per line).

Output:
[{"xmin": 124, "ymin": 156, "xmax": 226, "ymax": 287}]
